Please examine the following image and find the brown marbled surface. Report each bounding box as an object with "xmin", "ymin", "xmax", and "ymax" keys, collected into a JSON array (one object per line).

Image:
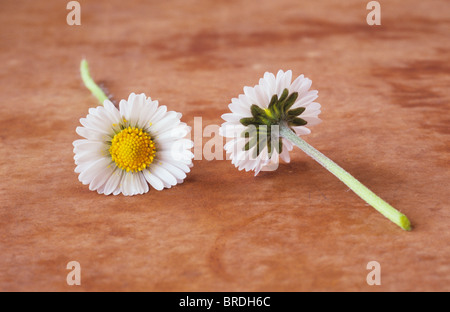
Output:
[{"xmin": 0, "ymin": 0, "xmax": 449, "ymax": 291}]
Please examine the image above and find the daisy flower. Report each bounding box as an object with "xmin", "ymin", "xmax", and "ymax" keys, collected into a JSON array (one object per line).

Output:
[
  {"xmin": 220, "ymin": 70, "xmax": 411, "ymax": 231},
  {"xmin": 220, "ymin": 70, "xmax": 321, "ymax": 175},
  {"xmin": 74, "ymin": 60, "xmax": 193, "ymax": 196}
]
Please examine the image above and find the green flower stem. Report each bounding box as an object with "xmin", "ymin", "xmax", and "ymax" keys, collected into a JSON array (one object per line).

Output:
[
  {"xmin": 80, "ymin": 59, "xmax": 109, "ymax": 104},
  {"xmin": 280, "ymin": 125, "xmax": 411, "ymax": 231}
]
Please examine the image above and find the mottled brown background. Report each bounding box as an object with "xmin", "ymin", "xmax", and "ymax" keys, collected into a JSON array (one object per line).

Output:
[{"xmin": 0, "ymin": 0, "xmax": 449, "ymax": 292}]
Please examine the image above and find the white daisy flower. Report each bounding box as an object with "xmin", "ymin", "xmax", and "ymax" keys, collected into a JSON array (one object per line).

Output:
[
  {"xmin": 220, "ymin": 70, "xmax": 321, "ymax": 175},
  {"xmin": 219, "ymin": 69, "xmax": 412, "ymax": 231},
  {"xmin": 73, "ymin": 93, "xmax": 194, "ymax": 196}
]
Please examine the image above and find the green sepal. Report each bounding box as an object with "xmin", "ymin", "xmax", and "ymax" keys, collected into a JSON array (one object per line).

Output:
[
  {"xmin": 281, "ymin": 92, "xmax": 298, "ymax": 112},
  {"xmin": 287, "ymin": 107, "xmax": 306, "ymax": 117},
  {"xmin": 268, "ymin": 94, "xmax": 278, "ymax": 110},
  {"xmin": 289, "ymin": 117, "xmax": 308, "ymax": 126},
  {"xmin": 240, "ymin": 117, "xmax": 265, "ymax": 126},
  {"xmin": 278, "ymin": 89, "xmax": 289, "ymax": 103},
  {"xmin": 252, "ymin": 136, "xmax": 267, "ymax": 158},
  {"xmin": 251, "ymin": 104, "xmax": 266, "ymax": 117},
  {"xmin": 244, "ymin": 135, "xmax": 259, "ymax": 151}
]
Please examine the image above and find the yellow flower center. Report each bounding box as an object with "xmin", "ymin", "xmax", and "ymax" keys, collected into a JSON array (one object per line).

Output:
[{"xmin": 109, "ymin": 126, "xmax": 156, "ymax": 172}]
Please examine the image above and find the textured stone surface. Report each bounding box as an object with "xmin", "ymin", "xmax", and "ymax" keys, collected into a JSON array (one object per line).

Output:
[{"xmin": 0, "ymin": 0, "xmax": 449, "ymax": 291}]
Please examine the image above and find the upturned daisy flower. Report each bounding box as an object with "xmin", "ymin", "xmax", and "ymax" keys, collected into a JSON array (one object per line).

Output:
[
  {"xmin": 74, "ymin": 60, "xmax": 193, "ymax": 196},
  {"xmin": 220, "ymin": 70, "xmax": 411, "ymax": 231},
  {"xmin": 220, "ymin": 70, "xmax": 321, "ymax": 175}
]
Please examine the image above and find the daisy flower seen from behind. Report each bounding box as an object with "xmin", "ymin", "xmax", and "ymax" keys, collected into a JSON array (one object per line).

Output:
[
  {"xmin": 220, "ymin": 70, "xmax": 321, "ymax": 175},
  {"xmin": 220, "ymin": 70, "xmax": 411, "ymax": 231}
]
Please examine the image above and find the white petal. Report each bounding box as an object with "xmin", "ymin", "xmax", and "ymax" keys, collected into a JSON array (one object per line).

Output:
[
  {"xmin": 155, "ymin": 124, "xmax": 190, "ymax": 141},
  {"xmin": 73, "ymin": 140, "xmax": 108, "ymax": 154},
  {"xmin": 254, "ymin": 84, "xmax": 269, "ymax": 108},
  {"xmin": 119, "ymin": 98, "xmax": 130, "ymax": 121},
  {"xmin": 143, "ymin": 170, "xmax": 164, "ymax": 191},
  {"xmin": 238, "ymin": 94, "xmax": 252, "ymax": 108},
  {"xmin": 150, "ymin": 165, "xmax": 177, "ymax": 186},
  {"xmin": 280, "ymin": 146, "xmax": 291, "ymax": 163},
  {"xmin": 74, "ymin": 149, "xmax": 106, "ymax": 163},
  {"xmin": 243, "ymin": 86, "xmax": 258, "ymax": 104},
  {"xmin": 113, "ymin": 172, "xmax": 126, "ymax": 195},
  {"xmin": 292, "ymin": 126, "xmax": 311, "ymax": 136},
  {"xmin": 122, "ymin": 171, "xmax": 136, "ymax": 196},
  {"xmin": 129, "ymin": 94, "xmax": 146, "ymax": 127},
  {"xmin": 104, "ymin": 168, "xmax": 122, "ymax": 195},
  {"xmin": 89, "ymin": 163, "xmax": 115, "ymax": 191},
  {"xmin": 222, "ymin": 113, "xmax": 242, "ymax": 122},
  {"xmin": 295, "ymin": 90, "xmax": 318, "ymax": 107},
  {"xmin": 138, "ymin": 172, "xmax": 149, "ymax": 194},
  {"xmin": 275, "ymin": 70, "xmax": 288, "ymax": 95},
  {"xmin": 229, "ymin": 99, "xmax": 251, "ymax": 116},
  {"xmin": 78, "ymin": 157, "xmax": 111, "ymax": 185},
  {"xmin": 302, "ymin": 117, "xmax": 322, "ymax": 126},
  {"xmin": 282, "ymin": 138, "xmax": 294, "ymax": 151},
  {"xmin": 261, "ymin": 72, "xmax": 276, "ymax": 98},
  {"xmin": 163, "ymin": 159, "xmax": 191, "ymax": 173},
  {"xmin": 289, "ymin": 74, "xmax": 305, "ymax": 91},
  {"xmin": 281, "ymin": 70, "xmax": 292, "ymax": 90},
  {"xmin": 103, "ymin": 100, "xmax": 121, "ymax": 123},
  {"xmin": 220, "ymin": 124, "xmax": 246, "ymax": 138},
  {"xmin": 137, "ymin": 99, "xmax": 159, "ymax": 128},
  {"xmin": 159, "ymin": 161, "xmax": 187, "ymax": 180},
  {"xmin": 149, "ymin": 105, "xmax": 168, "ymax": 125},
  {"xmin": 290, "ymin": 75, "xmax": 311, "ymax": 96},
  {"xmin": 80, "ymin": 115, "xmax": 110, "ymax": 135},
  {"xmin": 76, "ymin": 127, "xmax": 111, "ymax": 142},
  {"xmin": 150, "ymin": 111, "xmax": 180, "ymax": 133},
  {"xmin": 157, "ymin": 138, "xmax": 193, "ymax": 152},
  {"xmin": 303, "ymin": 102, "xmax": 321, "ymax": 112}
]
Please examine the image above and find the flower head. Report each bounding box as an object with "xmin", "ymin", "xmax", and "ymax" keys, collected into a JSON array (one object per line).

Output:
[
  {"xmin": 220, "ymin": 70, "xmax": 321, "ymax": 175},
  {"xmin": 73, "ymin": 93, "xmax": 193, "ymax": 196}
]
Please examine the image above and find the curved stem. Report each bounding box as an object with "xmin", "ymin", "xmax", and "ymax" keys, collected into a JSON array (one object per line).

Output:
[
  {"xmin": 280, "ymin": 125, "xmax": 411, "ymax": 231},
  {"xmin": 80, "ymin": 59, "xmax": 109, "ymax": 104}
]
